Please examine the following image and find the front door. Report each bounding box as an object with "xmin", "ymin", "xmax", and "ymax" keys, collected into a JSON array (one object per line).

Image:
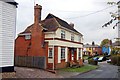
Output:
[{"xmin": 68, "ymin": 48, "xmax": 77, "ymax": 62}]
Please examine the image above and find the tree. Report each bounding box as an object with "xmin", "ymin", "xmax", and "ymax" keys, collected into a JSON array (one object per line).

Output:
[
  {"xmin": 100, "ymin": 39, "xmax": 110, "ymax": 47},
  {"xmin": 102, "ymin": 1, "xmax": 120, "ymax": 29},
  {"xmin": 102, "ymin": 1, "xmax": 120, "ymax": 43}
]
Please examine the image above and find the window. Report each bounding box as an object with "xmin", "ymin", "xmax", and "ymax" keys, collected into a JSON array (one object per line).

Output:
[
  {"xmin": 61, "ymin": 47, "xmax": 65, "ymax": 59},
  {"xmin": 49, "ymin": 48, "xmax": 53, "ymax": 58},
  {"xmin": 25, "ymin": 35, "xmax": 31, "ymax": 40},
  {"xmin": 79, "ymin": 49, "xmax": 81, "ymax": 57},
  {"xmin": 89, "ymin": 48, "xmax": 91, "ymax": 50},
  {"xmin": 61, "ymin": 30, "xmax": 65, "ymax": 39},
  {"xmin": 71, "ymin": 34, "xmax": 74, "ymax": 41},
  {"xmin": 78, "ymin": 36, "xmax": 81, "ymax": 42}
]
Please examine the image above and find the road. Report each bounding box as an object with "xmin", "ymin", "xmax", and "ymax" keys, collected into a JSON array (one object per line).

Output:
[{"xmin": 72, "ymin": 61, "xmax": 119, "ymax": 78}]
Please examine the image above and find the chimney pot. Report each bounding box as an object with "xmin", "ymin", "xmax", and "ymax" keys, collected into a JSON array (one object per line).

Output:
[
  {"xmin": 69, "ymin": 23, "xmax": 74, "ymax": 28},
  {"xmin": 34, "ymin": 4, "xmax": 42, "ymax": 24}
]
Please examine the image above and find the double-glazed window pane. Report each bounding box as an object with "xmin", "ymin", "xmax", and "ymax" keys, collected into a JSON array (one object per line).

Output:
[
  {"xmin": 79, "ymin": 49, "xmax": 81, "ymax": 57},
  {"xmin": 61, "ymin": 30, "xmax": 65, "ymax": 39},
  {"xmin": 25, "ymin": 35, "xmax": 31, "ymax": 40},
  {"xmin": 61, "ymin": 48, "xmax": 65, "ymax": 59},
  {"xmin": 71, "ymin": 34, "xmax": 74, "ymax": 41},
  {"xmin": 49, "ymin": 48, "xmax": 53, "ymax": 58}
]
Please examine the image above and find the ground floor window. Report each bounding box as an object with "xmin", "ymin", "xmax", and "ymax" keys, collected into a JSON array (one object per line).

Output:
[
  {"xmin": 61, "ymin": 47, "xmax": 65, "ymax": 59},
  {"xmin": 49, "ymin": 48, "xmax": 53, "ymax": 58},
  {"xmin": 79, "ymin": 49, "xmax": 81, "ymax": 58}
]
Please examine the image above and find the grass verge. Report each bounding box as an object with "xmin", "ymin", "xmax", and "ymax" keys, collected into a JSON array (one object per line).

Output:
[{"xmin": 60, "ymin": 65, "xmax": 98, "ymax": 73}]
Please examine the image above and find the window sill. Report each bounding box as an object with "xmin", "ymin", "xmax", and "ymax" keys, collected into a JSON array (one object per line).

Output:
[
  {"xmin": 48, "ymin": 57, "xmax": 53, "ymax": 59},
  {"xmin": 61, "ymin": 59, "xmax": 65, "ymax": 61}
]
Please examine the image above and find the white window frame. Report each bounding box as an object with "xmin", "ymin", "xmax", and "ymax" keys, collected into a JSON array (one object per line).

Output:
[
  {"xmin": 71, "ymin": 34, "xmax": 74, "ymax": 41},
  {"xmin": 61, "ymin": 30, "xmax": 65, "ymax": 39},
  {"xmin": 25, "ymin": 35, "xmax": 31, "ymax": 40},
  {"xmin": 48, "ymin": 48, "xmax": 53, "ymax": 58},
  {"xmin": 79, "ymin": 49, "xmax": 81, "ymax": 58},
  {"xmin": 78, "ymin": 36, "xmax": 81, "ymax": 42},
  {"xmin": 61, "ymin": 47, "xmax": 65, "ymax": 59}
]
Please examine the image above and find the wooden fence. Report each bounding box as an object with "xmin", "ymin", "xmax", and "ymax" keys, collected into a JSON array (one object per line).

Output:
[{"xmin": 15, "ymin": 56, "xmax": 46, "ymax": 69}]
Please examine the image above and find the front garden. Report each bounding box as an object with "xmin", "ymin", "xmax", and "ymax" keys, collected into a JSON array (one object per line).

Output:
[{"xmin": 59, "ymin": 64, "xmax": 98, "ymax": 73}]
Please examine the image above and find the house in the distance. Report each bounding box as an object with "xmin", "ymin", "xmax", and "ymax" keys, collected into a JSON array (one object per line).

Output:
[
  {"xmin": 112, "ymin": 38, "xmax": 120, "ymax": 49},
  {"xmin": 15, "ymin": 4, "xmax": 83, "ymax": 69},
  {"xmin": 83, "ymin": 42, "xmax": 102, "ymax": 56},
  {"xmin": 102, "ymin": 44, "xmax": 111, "ymax": 55},
  {"xmin": 0, "ymin": 0, "xmax": 18, "ymax": 72}
]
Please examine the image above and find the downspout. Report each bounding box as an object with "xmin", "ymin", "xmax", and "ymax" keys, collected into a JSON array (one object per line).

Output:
[{"xmin": 53, "ymin": 31, "xmax": 55, "ymax": 70}]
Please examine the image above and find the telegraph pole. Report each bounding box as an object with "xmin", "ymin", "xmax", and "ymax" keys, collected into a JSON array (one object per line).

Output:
[{"xmin": 117, "ymin": 2, "xmax": 120, "ymax": 41}]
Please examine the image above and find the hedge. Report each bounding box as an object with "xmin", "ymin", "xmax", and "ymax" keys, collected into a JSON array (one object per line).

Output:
[
  {"xmin": 111, "ymin": 55, "xmax": 120, "ymax": 66},
  {"xmin": 88, "ymin": 59, "xmax": 98, "ymax": 65}
]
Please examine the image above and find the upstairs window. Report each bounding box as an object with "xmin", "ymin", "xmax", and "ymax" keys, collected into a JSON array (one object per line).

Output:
[
  {"xmin": 25, "ymin": 35, "xmax": 31, "ymax": 40},
  {"xmin": 61, "ymin": 30, "xmax": 65, "ymax": 39},
  {"xmin": 78, "ymin": 36, "xmax": 81, "ymax": 42},
  {"xmin": 71, "ymin": 34, "xmax": 74, "ymax": 41},
  {"xmin": 61, "ymin": 47, "xmax": 65, "ymax": 59}
]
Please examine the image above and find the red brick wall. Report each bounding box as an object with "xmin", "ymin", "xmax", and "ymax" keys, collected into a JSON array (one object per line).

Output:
[
  {"xmin": 56, "ymin": 59, "xmax": 67, "ymax": 69},
  {"xmin": 54, "ymin": 46, "xmax": 58, "ymax": 66},
  {"xmin": 15, "ymin": 36, "xmax": 31, "ymax": 56},
  {"xmin": 47, "ymin": 63, "xmax": 53, "ymax": 69},
  {"xmin": 95, "ymin": 47, "xmax": 102, "ymax": 55}
]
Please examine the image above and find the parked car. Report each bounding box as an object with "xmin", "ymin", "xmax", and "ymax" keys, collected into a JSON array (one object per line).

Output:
[
  {"xmin": 107, "ymin": 59, "xmax": 111, "ymax": 63},
  {"xmin": 93, "ymin": 57, "xmax": 99, "ymax": 61},
  {"xmin": 98, "ymin": 56, "xmax": 106, "ymax": 62}
]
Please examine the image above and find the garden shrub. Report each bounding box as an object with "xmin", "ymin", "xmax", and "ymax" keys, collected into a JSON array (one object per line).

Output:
[
  {"xmin": 88, "ymin": 58, "xmax": 98, "ymax": 65},
  {"xmin": 111, "ymin": 55, "xmax": 120, "ymax": 66}
]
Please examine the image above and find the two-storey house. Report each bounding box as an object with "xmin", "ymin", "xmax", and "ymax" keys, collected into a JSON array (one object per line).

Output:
[
  {"xmin": 15, "ymin": 4, "xmax": 83, "ymax": 69},
  {"xmin": 83, "ymin": 42, "xmax": 102, "ymax": 56}
]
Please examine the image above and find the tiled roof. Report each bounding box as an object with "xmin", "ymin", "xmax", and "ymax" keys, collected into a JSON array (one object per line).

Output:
[
  {"xmin": 19, "ymin": 13, "xmax": 82, "ymax": 35},
  {"xmin": 45, "ymin": 14, "xmax": 81, "ymax": 34},
  {"xmin": 84, "ymin": 44, "xmax": 100, "ymax": 48},
  {"xmin": 0, "ymin": 0, "xmax": 18, "ymax": 6},
  {"xmin": 112, "ymin": 41, "xmax": 120, "ymax": 46}
]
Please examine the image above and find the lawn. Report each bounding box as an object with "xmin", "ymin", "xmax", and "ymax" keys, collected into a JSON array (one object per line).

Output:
[
  {"xmin": 60, "ymin": 65, "xmax": 98, "ymax": 73},
  {"xmin": 83, "ymin": 56, "xmax": 88, "ymax": 60}
]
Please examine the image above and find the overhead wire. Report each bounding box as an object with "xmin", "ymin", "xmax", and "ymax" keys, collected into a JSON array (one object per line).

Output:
[{"xmin": 64, "ymin": 5, "xmax": 116, "ymax": 19}]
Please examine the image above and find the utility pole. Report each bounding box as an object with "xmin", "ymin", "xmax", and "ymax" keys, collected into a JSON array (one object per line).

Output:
[{"xmin": 117, "ymin": 2, "xmax": 120, "ymax": 41}]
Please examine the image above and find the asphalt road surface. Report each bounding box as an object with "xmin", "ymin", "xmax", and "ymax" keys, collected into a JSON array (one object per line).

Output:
[{"xmin": 72, "ymin": 61, "xmax": 119, "ymax": 78}]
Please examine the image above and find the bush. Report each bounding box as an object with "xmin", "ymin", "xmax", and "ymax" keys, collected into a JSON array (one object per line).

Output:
[
  {"xmin": 111, "ymin": 55, "xmax": 120, "ymax": 66},
  {"xmin": 88, "ymin": 59, "xmax": 98, "ymax": 65},
  {"xmin": 88, "ymin": 56, "xmax": 93, "ymax": 59}
]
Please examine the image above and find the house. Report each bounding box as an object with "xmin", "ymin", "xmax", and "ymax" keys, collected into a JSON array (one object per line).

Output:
[
  {"xmin": 0, "ymin": 0, "xmax": 18, "ymax": 72},
  {"xmin": 112, "ymin": 38, "xmax": 120, "ymax": 49},
  {"xmin": 102, "ymin": 44, "xmax": 111, "ymax": 55},
  {"xmin": 83, "ymin": 42, "xmax": 102, "ymax": 56},
  {"xmin": 15, "ymin": 4, "xmax": 83, "ymax": 69}
]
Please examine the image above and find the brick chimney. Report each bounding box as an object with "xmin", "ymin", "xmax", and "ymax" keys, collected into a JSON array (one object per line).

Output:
[
  {"xmin": 34, "ymin": 4, "xmax": 42, "ymax": 30},
  {"xmin": 69, "ymin": 23, "xmax": 74, "ymax": 28},
  {"xmin": 30, "ymin": 4, "xmax": 45, "ymax": 56}
]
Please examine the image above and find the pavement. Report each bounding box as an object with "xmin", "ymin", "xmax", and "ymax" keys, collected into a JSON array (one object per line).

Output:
[
  {"xmin": 72, "ymin": 61, "xmax": 119, "ymax": 78},
  {"xmin": 15, "ymin": 67, "xmax": 63, "ymax": 78},
  {"xmin": 12, "ymin": 61, "xmax": 119, "ymax": 78}
]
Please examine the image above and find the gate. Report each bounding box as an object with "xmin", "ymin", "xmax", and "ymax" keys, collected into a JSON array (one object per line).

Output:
[{"xmin": 15, "ymin": 56, "xmax": 46, "ymax": 69}]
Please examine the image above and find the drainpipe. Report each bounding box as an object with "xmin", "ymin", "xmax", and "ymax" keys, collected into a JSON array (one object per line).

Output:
[{"xmin": 53, "ymin": 32, "xmax": 55, "ymax": 70}]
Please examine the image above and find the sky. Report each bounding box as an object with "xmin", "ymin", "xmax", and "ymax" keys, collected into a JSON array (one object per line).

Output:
[{"xmin": 15, "ymin": 0, "xmax": 119, "ymax": 45}]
